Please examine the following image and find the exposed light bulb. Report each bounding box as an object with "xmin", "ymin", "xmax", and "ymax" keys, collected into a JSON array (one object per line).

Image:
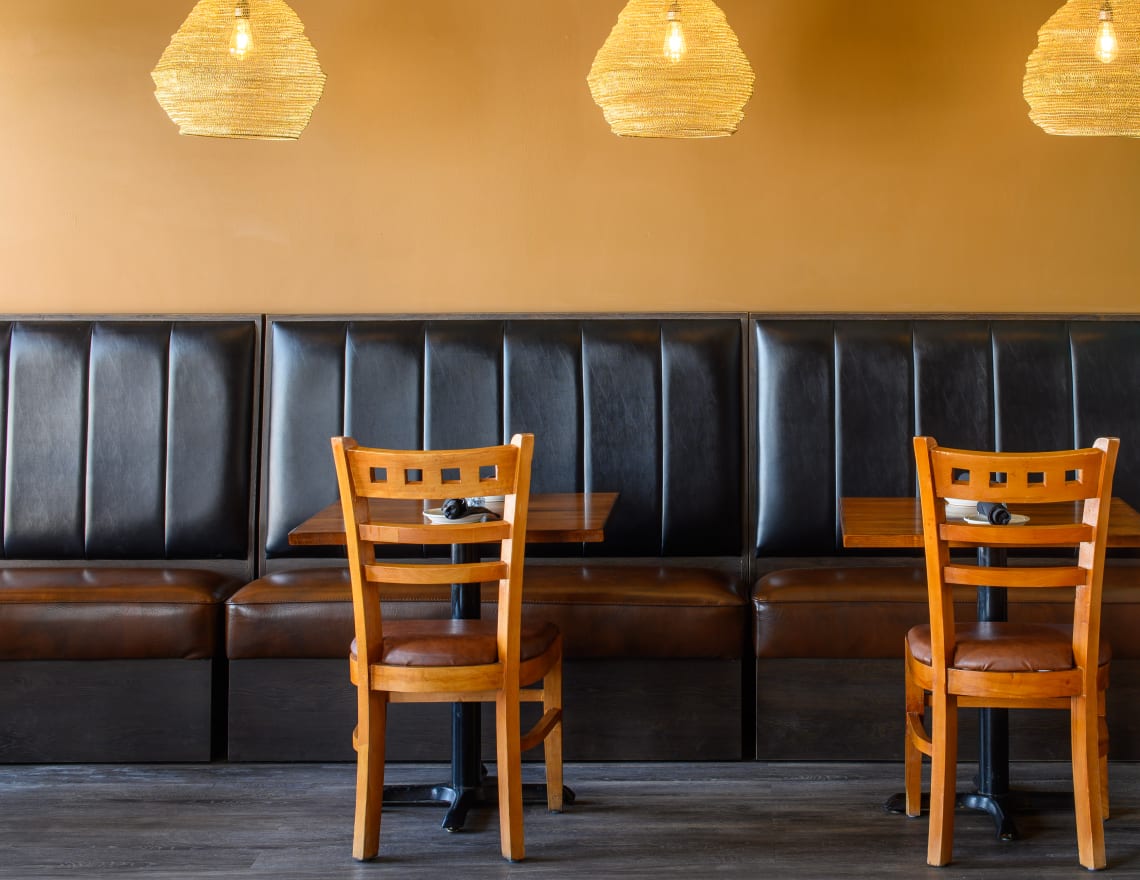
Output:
[
  {"xmin": 663, "ymin": 2, "xmax": 686, "ymax": 63},
  {"xmin": 229, "ymin": 0, "xmax": 253, "ymax": 59},
  {"xmin": 1097, "ymin": 2, "xmax": 1118, "ymax": 63}
]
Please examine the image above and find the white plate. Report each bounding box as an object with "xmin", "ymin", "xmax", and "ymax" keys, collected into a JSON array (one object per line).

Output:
[
  {"xmin": 963, "ymin": 513, "xmax": 1030, "ymax": 526},
  {"xmin": 422, "ymin": 508, "xmax": 493, "ymax": 525}
]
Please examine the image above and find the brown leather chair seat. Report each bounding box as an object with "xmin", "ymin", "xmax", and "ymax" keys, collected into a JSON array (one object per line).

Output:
[
  {"xmin": 0, "ymin": 568, "xmax": 240, "ymax": 660},
  {"xmin": 227, "ymin": 564, "xmax": 747, "ymax": 661},
  {"xmin": 907, "ymin": 622, "xmax": 1112, "ymax": 671},
  {"xmin": 753, "ymin": 563, "xmax": 1140, "ymax": 660}
]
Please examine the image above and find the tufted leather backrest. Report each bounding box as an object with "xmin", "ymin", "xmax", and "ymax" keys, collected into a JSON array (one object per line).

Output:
[
  {"xmin": 752, "ymin": 319, "xmax": 1140, "ymax": 556},
  {"xmin": 0, "ymin": 320, "xmax": 258, "ymax": 563},
  {"xmin": 262, "ymin": 318, "xmax": 744, "ymax": 564}
]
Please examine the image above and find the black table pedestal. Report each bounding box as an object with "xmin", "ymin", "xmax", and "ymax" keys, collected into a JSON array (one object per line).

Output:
[{"xmin": 380, "ymin": 543, "xmax": 573, "ymax": 832}]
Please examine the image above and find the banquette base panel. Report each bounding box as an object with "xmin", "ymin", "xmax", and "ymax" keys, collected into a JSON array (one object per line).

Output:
[{"xmin": 0, "ymin": 318, "xmax": 259, "ymax": 764}]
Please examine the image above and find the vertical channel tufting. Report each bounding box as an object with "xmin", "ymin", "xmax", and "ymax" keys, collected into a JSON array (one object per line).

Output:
[
  {"xmin": 0, "ymin": 323, "xmax": 9, "ymax": 561},
  {"xmin": 4, "ymin": 323, "xmax": 89, "ymax": 558},
  {"xmin": 992, "ymin": 321, "xmax": 1074, "ymax": 453},
  {"xmin": 163, "ymin": 324, "xmax": 172, "ymax": 557},
  {"xmin": 503, "ymin": 320, "xmax": 583, "ymax": 496},
  {"xmin": 582, "ymin": 320, "xmax": 662, "ymax": 557},
  {"xmin": 423, "ymin": 321, "xmax": 503, "ymax": 452},
  {"xmin": 834, "ymin": 320, "xmax": 915, "ymax": 546},
  {"xmin": 753, "ymin": 320, "xmax": 836, "ymax": 555},
  {"xmin": 832, "ymin": 323, "xmax": 841, "ymax": 549},
  {"xmin": 264, "ymin": 321, "xmax": 348, "ymax": 559},
  {"xmin": 659, "ymin": 324, "xmax": 666, "ymax": 555},
  {"xmin": 1068, "ymin": 323, "xmax": 1079, "ymax": 451},
  {"xmin": 660, "ymin": 319, "xmax": 742, "ymax": 556},
  {"xmin": 86, "ymin": 323, "xmax": 168, "ymax": 558},
  {"xmin": 345, "ymin": 322, "xmax": 425, "ymax": 450},
  {"xmin": 166, "ymin": 321, "xmax": 255, "ymax": 559},
  {"xmin": 913, "ymin": 320, "xmax": 994, "ymax": 451},
  {"xmin": 1071, "ymin": 320, "xmax": 1140, "ymax": 510}
]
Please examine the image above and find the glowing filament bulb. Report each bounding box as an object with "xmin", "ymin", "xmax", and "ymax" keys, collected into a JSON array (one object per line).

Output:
[
  {"xmin": 663, "ymin": 2, "xmax": 686, "ymax": 63},
  {"xmin": 1097, "ymin": 2, "xmax": 1118, "ymax": 63},
  {"xmin": 229, "ymin": 1, "xmax": 253, "ymax": 59}
]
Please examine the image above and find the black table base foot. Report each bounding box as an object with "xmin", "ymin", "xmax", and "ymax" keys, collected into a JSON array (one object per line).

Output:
[
  {"xmin": 885, "ymin": 790, "xmax": 1016, "ymax": 840},
  {"xmin": 958, "ymin": 792, "xmax": 1017, "ymax": 841},
  {"xmin": 886, "ymin": 789, "xmax": 1080, "ymax": 842},
  {"xmin": 381, "ymin": 780, "xmax": 576, "ymax": 832}
]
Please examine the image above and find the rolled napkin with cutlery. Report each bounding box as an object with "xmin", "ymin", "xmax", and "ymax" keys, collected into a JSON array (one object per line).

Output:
[
  {"xmin": 976, "ymin": 501, "xmax": 1012, "ymax": 525},
  {"xmin": 441, "ymin": 497, "xmax": 501, "ymax": 521}
]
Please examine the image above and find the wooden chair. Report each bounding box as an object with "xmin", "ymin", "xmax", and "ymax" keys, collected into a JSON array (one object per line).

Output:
[
  {"xmin": 330, "ymin": 433, "xmax": 563, "ymax": 862},
  {"xmin": 905, "ymin": 436, "xmax": 1118, "ymax": 870}
]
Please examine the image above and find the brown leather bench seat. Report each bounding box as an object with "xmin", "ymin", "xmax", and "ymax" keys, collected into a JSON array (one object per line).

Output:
[
  {"xmin": 227, "ymin": 565, "xmax": 746, "ymax": 661},
  {"xmin": 0, "ymin": 569, "xmax": 239, "ymax": 660}
]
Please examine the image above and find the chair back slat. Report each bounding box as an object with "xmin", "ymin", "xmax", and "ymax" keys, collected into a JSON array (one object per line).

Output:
[
  {"xmin": 931, "ymin": 447, "xmax": 1106, "ymax": 504},
  {"xmin": 346, "ymin": 446, "xmax": 519, "ymax": 500},
  {"xmin": 360, "ymin": 520, "xmax": 511, "ymax": 546},
  {"xmin": 940, "ymin": 522, "xmax": 1095, "ymax": 546},
  {"xmin": 365, "ymin": 560, "xmax": 508, "ymax": 586},
  {"xmin": 944, "ymin": 564, "xmax": 1088, "ymax": 589}
]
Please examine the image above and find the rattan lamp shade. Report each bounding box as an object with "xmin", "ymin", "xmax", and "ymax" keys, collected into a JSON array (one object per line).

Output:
[
  {"xmin": 587, "ymin": 0, "xmax": 754, "ymax": 138},
  {"xmin": 152, "ymin": 0, "xmax": 325, "ymax": 140},
  {"xmin": 1025, "ymin": 0, "xmax": 1140, "ymax": 136}
]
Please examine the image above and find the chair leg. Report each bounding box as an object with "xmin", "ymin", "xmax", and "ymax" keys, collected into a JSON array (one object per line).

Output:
[
  {"xmin": 1098, "ymin": 691, "xmax": 1110, "ymax": 821},
  {"xmin": 352, "ymin": 689, "xmax": 388, "ymax": 861},
  {"xmin": 543, "ymin": 652, "xmax": 564, "ymax": 813},
  {"xmin": 927, "ymin": 691, "xmax": 957, "ymax": 867},
  {"xmin": 496, "ymin": 688, "xmax": 525, "ymax": 862},
  {"xmin": 904, "ymin": 662, "xmax": 924, "ymax": 818},
  {"xmin": 1072, "ymin": 694, "xmax": 1107, "ymax": 870}
]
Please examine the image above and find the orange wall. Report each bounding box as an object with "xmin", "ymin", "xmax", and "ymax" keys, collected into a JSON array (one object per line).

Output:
[{"xmin": 1, "ymin": 1, "xmax": 1138, "ymax": 315}]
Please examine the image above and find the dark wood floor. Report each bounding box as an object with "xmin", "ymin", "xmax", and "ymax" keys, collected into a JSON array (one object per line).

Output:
[{"xmin": 1, "ymin": 761, "xmax": 1137, "ymax": 878}]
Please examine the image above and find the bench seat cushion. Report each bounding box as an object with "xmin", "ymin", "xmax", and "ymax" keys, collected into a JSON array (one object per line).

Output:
[
  {"xmin": 0, "ymin": 568, "xmax": 240, "ymax": 660},
  {"xmin": 227, "ymin": 564, "xmax": 747, "ymax": 661},
  {"xmin": 753, "ymin": 564, "xmax": 1140, "ymax": 659}
]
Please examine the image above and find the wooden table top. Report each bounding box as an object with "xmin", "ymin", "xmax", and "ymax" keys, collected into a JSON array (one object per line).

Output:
[
  {"xmin": 287, "ymin": 491, "xmax": 619, "ymax": 546},
  {"xmin": 840, "ymin": 496, "xmax": 1140, "ymax": 549}
]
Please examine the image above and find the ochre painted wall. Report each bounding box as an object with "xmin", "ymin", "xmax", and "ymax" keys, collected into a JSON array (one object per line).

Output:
[{"xmin": 1, "ymin": 1, "xmax": 1138, "ymax": 315}]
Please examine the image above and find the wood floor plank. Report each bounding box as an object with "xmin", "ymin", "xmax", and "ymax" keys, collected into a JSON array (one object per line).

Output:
[{"xmin": 0, "ymin": 762, "xmax": 1136, "ymax": 878}]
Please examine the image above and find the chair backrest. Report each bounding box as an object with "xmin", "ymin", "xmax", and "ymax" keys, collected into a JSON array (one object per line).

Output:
[
  {"xmin": 330, "ymin": 433, "xmax": 534, "ymax": 677},
  {"xmin": 913, "ymin": 435, "xmax": 1119, "ymax": 682}
]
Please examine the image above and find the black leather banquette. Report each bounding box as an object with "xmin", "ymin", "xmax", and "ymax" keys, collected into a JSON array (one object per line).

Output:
[
  {"xmin": 225, "ymin": 317, "xmax": 749, "ymax": 761},
  {"xmin": 750, "ymin": 319, "xmax": 1140, "ymax": 760},
  {"xmin": 0, "ymin": 319, "xmax": 258, "ymax": 761}
]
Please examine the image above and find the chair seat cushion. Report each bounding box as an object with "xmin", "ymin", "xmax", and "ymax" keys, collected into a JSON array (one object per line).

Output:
[
  {"xmin": 907, "ymin": 622, "xmax": 1111, "ymax": 672},
  {"xmin": 0, "ymin": 567, "xmax": 240, "ymax": 660},
  {"xmin": 350, "ymin": 619, "xmax": 560, "ymax": 667}
]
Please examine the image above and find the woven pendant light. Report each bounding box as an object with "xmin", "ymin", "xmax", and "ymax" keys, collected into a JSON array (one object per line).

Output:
[
  {"xmin": 152, "ymin": 0, "xmax": 325, "ymax": 140},
  {"xmin": 1025, "ymin": 0, "xmax": 1140, "ymax": 136},
  {"xmin": 587, "ymin": 0, "xmax": 754, "ymax": 138}
]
